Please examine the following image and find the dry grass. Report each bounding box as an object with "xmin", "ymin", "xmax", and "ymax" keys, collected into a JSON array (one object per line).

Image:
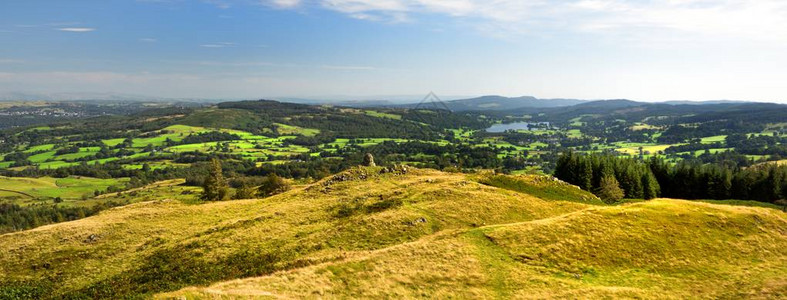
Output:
[
  {"xmin": 1, "ymin": 167, "xmax": 785, "ymax": 299},
  {"xmin": 160, "ymin": 199, "xmax": 787, "ymax": 299}
]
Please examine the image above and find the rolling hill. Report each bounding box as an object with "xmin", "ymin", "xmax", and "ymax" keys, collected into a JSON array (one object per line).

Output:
[
  {"xmin": 0, "ymin": 167, "xmax": 785, "ymax": 299},
  {"xmin": 399, "ymin": 95, "xmax": 585, "ymax": 111}
]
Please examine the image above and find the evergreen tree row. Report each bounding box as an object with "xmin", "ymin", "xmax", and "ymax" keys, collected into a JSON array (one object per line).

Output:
[
  {"xmin": 555, "ymin": 152, "xmax": 787, "ymax": 204},
  {"xmin": 554, "ymin": 152, "xmax": 659, "ymax": 203}
]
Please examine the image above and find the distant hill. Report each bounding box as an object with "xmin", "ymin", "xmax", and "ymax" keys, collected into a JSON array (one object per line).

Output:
[
  {"xmin": 662, "ymin": 100, "xmax": 754, "ymax": 105},
  {"xmin": 569, "ymin": 99, "xmax": 643, "ymax": 109},
  {"xmin": 414, "ymin": 95, "xmax": 586, "ymax": 111},
  {"xmin": 391, "ymin": 96, "xmax": 776, "ymax": 112}
]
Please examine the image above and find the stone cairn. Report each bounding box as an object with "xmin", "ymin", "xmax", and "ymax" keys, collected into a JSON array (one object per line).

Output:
[{"xmin": 363, "ymin": 153, "xmax": 376, "ymax": 167}]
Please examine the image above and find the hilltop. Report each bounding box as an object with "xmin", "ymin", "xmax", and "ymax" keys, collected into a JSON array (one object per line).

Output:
[{"xmin": 1, "ymin": 167, "xmax": 784, "ymax": 299}]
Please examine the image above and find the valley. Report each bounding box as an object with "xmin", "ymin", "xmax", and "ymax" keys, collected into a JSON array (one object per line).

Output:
[{"xmin": 2, "ymin": 99, "xmax": 787, "ymax": 232}]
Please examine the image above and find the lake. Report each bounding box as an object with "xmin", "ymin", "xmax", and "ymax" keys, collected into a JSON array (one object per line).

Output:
[{"xmin": 485, "ymin": 122, "xmax": 550, "ymax": 133}]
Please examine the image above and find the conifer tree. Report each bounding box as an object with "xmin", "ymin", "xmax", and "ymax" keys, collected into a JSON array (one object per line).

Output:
[
  {"xmin": 596, "ymin": 174, "xmax": 625, "ymax": 204},
  {"xmin": 201, "ymin": 159, "xmax": 229, "ymax": 201},
  {"xmin": 579, "ymin": 159, "xmax": 593, "ymax": 191},
  {"xmin": 641, "ymin": 172, "xmax": 660, "ymax": 200}
]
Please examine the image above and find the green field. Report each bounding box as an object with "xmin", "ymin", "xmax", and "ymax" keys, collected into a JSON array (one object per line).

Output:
[
  {"xmin": 616, "ymin": 143, "xmax": 677, "ymax": 155},
  {"xmin": 0, "ymin": 176, "xmax": 129, "ymax": 205},
  {"xmin": 365, "ymin": 110, "xmax": 403, "ymax": 120}
]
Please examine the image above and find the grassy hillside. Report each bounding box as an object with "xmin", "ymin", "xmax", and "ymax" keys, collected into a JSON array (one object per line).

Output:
[
  {"xmin": 1, "ymin": 168, "xmax": 784, "ymax": 299},
  {"xmin": 164, "ymin": 199, "xmax": 786, "ymax": 299}
]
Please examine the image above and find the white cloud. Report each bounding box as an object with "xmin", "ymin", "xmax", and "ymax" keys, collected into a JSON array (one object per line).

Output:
[
  {"xmin": 57, "ymin": 27, "xmax": 96, "ymax": 32},
  {"xmin": 265, "ymin": 0, "xmax": 301, "ymax": 8},
  {"xmin": 268, "ymin": 0, "xmax": 787, "ymax": 44}
]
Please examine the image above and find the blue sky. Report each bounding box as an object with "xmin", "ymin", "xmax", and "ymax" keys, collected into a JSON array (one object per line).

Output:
[{"xmin": 1, "ymin": 0, "xmax": 786, "ymax": 102}]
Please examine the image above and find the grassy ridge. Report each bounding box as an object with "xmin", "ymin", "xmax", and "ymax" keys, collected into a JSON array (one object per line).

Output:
[
  {"xmin": 164, "ymin": 199, "xmax": 787, "ymax": 299},
  {"xmin": 0, "ymin": 168, "xmax": 590, "ymax": 299},
  {"xmin": 476, "ymin": 173, "xmax": 604, "ymax": 205},
  {"xmin": 1, "ymin": 168, "xmax": 784, "ymax": 299}
]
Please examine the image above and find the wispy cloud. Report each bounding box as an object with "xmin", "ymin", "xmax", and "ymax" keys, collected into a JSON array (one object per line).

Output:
[
  {"xmin": 263, "ymin": 0, "xmax": 302, "ymax": 9},
  {"xmin": 200, "ymin": 42, "xmax": 237, "ymax": 48},
  {"xmin": 192, "ymin": 61, "xmax": 275, "ymax": 67},
  {"xmin": 204, "ymin": 0, "xmax": 231, "ymax": 9},
  {"xmin": 321, "ymin": 65, "xmax": 376, "ymax": 71},
  {"xmin": 57, "ymin": 27, "xmax": 96, "ymax": 32},
  {"xmin": 17, "ymin": 22, "xmax": 81, "ymax": 28},
  {"xmin": 139, "ymin": 38, "xmax": 158, "ymax": 42},
  {"xmin": 0, "ymin": 59, "xmax": 25, "ymax": 64}
]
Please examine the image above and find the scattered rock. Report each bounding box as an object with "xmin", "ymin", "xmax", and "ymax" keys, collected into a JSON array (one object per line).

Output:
[
  {"xmin": 84, "ymin": 234, "xmax": 100, "ymax": 244},
  {"xmin": 409, "ymin": 217, "xmax": 427, "ymax": 226}
]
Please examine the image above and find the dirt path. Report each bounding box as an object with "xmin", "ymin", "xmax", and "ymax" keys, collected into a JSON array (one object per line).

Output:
[{"xmin": 0, "ymin": 188, "xmax": 35, "ymax": 198}]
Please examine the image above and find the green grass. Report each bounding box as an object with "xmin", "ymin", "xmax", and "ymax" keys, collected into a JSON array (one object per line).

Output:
[
  {"xmin": 121, "ymin": 161, "xmax": 189, "ymax": 170},
  {"xmin": 616, "ymin": 143, "xmax": 678, "ymax": 155},
  {"xmin": 566, "ymin": 129, "xmax": 583, "ymax": 138},
  {"xmin": 102, "ymin": 138, "xmax": 125, "ymax": 147},
  {"xmin": 38, "ymin": 160, "xmax": 79, "ymax": 169},
  {"xmin": 27, "ymin": 151, "xmax": 57, "ymax": 163},
  {"xmin": 273, "ymin": 123, "xmax": 320, "ymax": 136},
  {"xmin": 365, "ymin": 110, "xmax": 402, "ymax": 120},
  {"xmin": 700, "ymin": 135, "xmax": 727, "ymax": 143},
  {"xmin": 23, "ymin": 144, "xmax": 56, "ymax": 153},
  {"xmin": 476, "ymin": 173, "xmax": 603, "ymax": 205},
  {"xmin": 0, "ymin": 176, "xmax": 129, "ymax": 204},
  {"xmin": 325, "ymin": 138, "xmax": 409, "ymax": 148},
  {"xmin": 54, "ymin": 147, "xmax": 100, "ymax": 161}
]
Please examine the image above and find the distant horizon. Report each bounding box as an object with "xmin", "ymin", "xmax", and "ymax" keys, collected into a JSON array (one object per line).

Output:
[
  {"xmin": 0, "ymin": 91, "xmax": 782, "ymax": 105},
  {"xmin": 2, "ymin": 1, "xmax": 786, "ymax": 102}
]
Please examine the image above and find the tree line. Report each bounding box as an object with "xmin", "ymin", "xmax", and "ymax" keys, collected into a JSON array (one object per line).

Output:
[
  {"xmin": 554, "ymin": 151, "xmax": 787, "ymax": 204},
  {"xmin": 554, "ymin": 152, "xmax": 659, "ymax": 203}
]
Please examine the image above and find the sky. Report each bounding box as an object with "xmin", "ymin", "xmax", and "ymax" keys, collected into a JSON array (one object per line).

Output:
[{"xmin": 1, "ymin": 0, "xmax": 786, "ymax": 102}]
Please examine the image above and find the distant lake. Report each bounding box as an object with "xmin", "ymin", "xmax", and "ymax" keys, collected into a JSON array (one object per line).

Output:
[{"xmin": 485, "ymin": 122, "xmax": 550, "ymax": 133}]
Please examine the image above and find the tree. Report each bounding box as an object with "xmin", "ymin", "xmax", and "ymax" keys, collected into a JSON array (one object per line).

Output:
[
  {"xmin": 641, "ymin": 172, "xmax": 660, "ymax": 200},
  {"xmin": 201, "ymin": 159, "xmax": 229, "ymax": 201},
  {"xmin": 595, "ymin": 174, "xmax": 625, "ymax": 204},
  {"xmin": 258, "ymin": 173, "xmax": 290, "ymax": 197},
  {"xmin": 578, "ymin": 159, "xmax": 593, "ymax": 191},
  {"xmin": 232, "ymin": 180, "xmax": 257, "ymax": 200}
]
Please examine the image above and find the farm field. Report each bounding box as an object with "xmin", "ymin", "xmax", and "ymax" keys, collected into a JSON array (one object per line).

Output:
[{"xmin": 0, "ymin": 176, "xmax": 128, "ymax": 205}]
